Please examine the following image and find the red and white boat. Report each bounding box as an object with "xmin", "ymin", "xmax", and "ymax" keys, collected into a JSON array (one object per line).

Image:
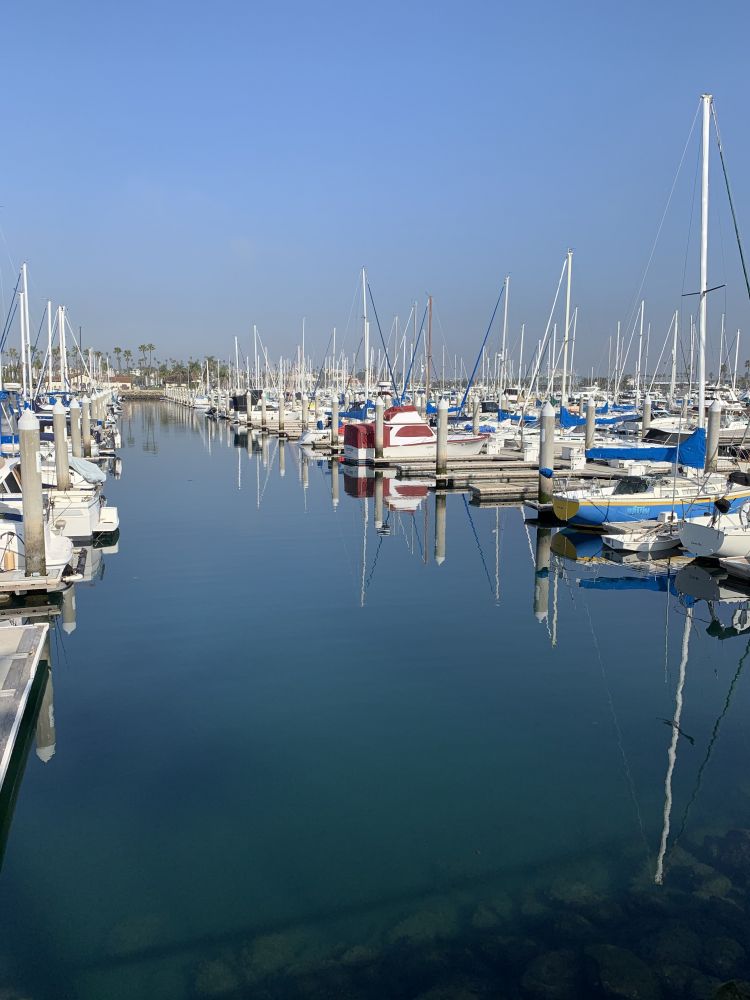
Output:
[{"xmin": 343, "ymin": 405, "xmax": 486, "ymax": 463}]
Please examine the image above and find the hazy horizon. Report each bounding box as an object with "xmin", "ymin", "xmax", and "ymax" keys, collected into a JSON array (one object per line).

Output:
[{"xmin": 3, "ymin": 1, "xmax": 750, "ymax": 377}]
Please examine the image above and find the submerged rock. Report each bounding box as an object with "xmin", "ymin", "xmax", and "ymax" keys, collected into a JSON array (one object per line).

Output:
[
  {"xmin": 193, "ymin": 957, "xmax": 241, "ymax": 997},
  {"xmin": 704, "ymin": 830, "xmax": 750, "ymax": 883},
  {"xmin": 638, "ymin": 922, "xmax": 702, "ymax": 966},
  {"xmin": 586, "ymin": 943, "xmax": 661, "ymax": 1000},
  {"xmin": 521, "ymin": 948, "xmax": 580, "ymax": 1000},
  {"xmin": 551, "ymin": 912, "xmax": 600, "ymax": 945},
  {"xmin": 713, "ymin": 982, "xmax": 750, "ymax": 1000},
  {"xmin": 702, "ymin": 937, "xmax": 747, "ymax": 980},
  {"xmin": 388, "ymin": 903, "xmax": 459, "ymax": 946}
]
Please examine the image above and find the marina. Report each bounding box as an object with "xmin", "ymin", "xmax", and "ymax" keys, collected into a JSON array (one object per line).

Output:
[{"xmin": 4, "ymin": 3, "xmax": 750, "ymax": 998}]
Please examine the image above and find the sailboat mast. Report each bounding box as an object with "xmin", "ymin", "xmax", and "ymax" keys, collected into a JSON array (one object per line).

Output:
[
  {"xmin": 501, "ymin": 274, "xmax": 510, "ymax": 401},
  {"xmin": 561, "ymin": 252, "xmax": 572, "ymax": 405},
  {"xmin": 670, "ymin": 310, "xmax": 678, "ymax": 405},
  {"xmin": 698, "ymin": 93, "xmax": 712, "ymax": 429},
  {"xmin": 426, "ymin": 294, "xmax": 432, "ymax": 402},
  {"xmin": 47, "ymin": 301, "xmax": 53, "ymax": 392},
  {"xmin": 362, "ymin": 268, "xmax": 369, "ymax": 405}
]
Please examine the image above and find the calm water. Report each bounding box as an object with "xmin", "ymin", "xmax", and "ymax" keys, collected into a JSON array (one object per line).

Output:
[{"xmin": 1, "ymin": 401, "xmax": 750, "ymax": 999}]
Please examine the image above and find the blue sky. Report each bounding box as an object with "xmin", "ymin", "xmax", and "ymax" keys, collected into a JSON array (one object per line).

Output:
[{"xmin": 2, "ymin": 1, "xmax": 750, "ymax": 375}]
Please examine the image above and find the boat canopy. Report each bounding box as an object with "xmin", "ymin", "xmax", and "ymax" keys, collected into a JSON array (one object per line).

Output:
[
  {"xmin": 585, "ymin": 426, "xmax": 706, "ymax": 470},
  {"xmin": 70, "ymin": 457, "xmax": 107, "ymax": 484}
]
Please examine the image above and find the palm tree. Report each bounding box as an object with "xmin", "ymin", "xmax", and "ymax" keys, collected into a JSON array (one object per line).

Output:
[
  {"xmin": 138, "ymin": 344, "xmax": 148, "ymax": 369},
  {"xmin": 146, "ymin": 343, "xmax": 155, "ymax": 370},
  {"xmin": 124, "ymin": 349, "xmax": 133, "ymax": 371},
  {"xmin": 113, "ymin": 346, "xmax": 122, "ymax": 371}
]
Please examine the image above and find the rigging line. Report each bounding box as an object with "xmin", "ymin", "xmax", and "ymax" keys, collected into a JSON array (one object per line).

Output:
[
  {"xmin": 366, "ymin": 282, "xmax": 399, "ymax": 396},
  {"xmin": 673, "ymin": 633, "xmax": 750, "ymax": 847},
  {"xmin": 461, "ymin": 495, "xmax": 495, "ymax": 594},
  {"xmin": 581, "ymin": 588, "xmax": 651, "ymax": 859},
  {"xmin": 655, "ymin": 605, "xmax": 692, "ymax": 885},
  {"xmin": 459, "ymin": 283, "xmax": 505, "ymax": 413},
  {"xmin": 712, "ymin": 103, "xmax": 750, "ymax": 304},
  {"xmin": 622, "ymin": 100, "xmax": 701, "ymax": 355}
]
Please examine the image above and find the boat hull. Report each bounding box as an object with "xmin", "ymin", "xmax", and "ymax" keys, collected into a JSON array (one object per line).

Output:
[{"xmin": 552, "ymin": 490, "xmax": 750, "ymax": 528}]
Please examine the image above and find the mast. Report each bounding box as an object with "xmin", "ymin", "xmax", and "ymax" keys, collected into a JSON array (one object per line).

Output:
[
  {"xmin": 500, "ymin": 274, "xmax": 510, "ymax": 400},
  {"xmin": 561, "ymin": 252, "xmax": 572, "ymax": 405},
  {"xmin": 426, "ymin": 294, "xmax": 432, "ymax": 402},
  {"xmin": 733, "ymin": 329, "xmax": 740, "ymax": 396},
  {"xmin": 698, "ymin": 93, "xmax": 712, "ymax": 429},
  {"xmin": 47, "ymin": 301, "xmax": 53, "ymax": 392},
  {"xmin": 635, "ymin": 300, "xmax": 644, "ymax": 407},
  {"xmin": 20, "ymin": 264, "xmax": 29, "ymax": 398},
  {"xmin": 362, "ymin": 268, "xmax": 369, "ymax": 405},
  {"xmin": 58, "ymin": 306, "xmax": 67, "ymax": 390},
  {"xmin": 669, "ymin": 310, "xmax": 678, "ymax": 405}
]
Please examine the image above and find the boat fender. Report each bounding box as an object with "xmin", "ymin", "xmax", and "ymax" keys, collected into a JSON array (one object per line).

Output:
[
  {"xmin": 540, "ymin": 467, "xmax": 554, "ymax": 479},
  {"xmin": 714, "ymin": 496, "xmax": 732, "ymax": 514}
]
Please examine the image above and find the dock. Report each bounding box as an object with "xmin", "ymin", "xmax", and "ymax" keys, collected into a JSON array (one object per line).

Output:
[{"xmin": 0, "ymin": 624, "xmax": 49, "ymax": 792}]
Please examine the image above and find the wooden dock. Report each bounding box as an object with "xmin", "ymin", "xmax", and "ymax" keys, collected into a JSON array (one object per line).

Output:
[{"xmin": 0, "ymin": 624, "xmax": 49, "ymax": 792}]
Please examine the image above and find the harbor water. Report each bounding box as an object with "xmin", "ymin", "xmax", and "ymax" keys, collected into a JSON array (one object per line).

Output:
[{"xmin": 2, "ymin": 401, "xmax": 750, "ymax": 999}]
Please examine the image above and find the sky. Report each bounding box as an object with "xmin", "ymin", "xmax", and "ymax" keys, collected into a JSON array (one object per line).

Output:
[{"xmin": 2, "ymin": 0, "xmax": 750, "ymax": 376}]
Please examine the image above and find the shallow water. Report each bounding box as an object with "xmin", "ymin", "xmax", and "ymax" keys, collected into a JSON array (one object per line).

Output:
[{"xmin": 1, "ymin": 402, "xmax": 750, "ymax": 999}]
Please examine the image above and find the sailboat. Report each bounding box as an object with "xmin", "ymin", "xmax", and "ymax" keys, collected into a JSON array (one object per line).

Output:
[{"xmin": 554, "ymin": 94, "xmax": 750, "ymax": 532}]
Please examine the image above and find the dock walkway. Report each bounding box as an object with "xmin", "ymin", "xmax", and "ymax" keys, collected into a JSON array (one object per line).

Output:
[{"xmin": 0, "ymin": 624, "xmax": 49, "ymax": 791}]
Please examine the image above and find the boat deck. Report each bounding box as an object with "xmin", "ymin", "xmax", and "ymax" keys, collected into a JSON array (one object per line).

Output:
[{"xmin": 0, "ymin": 623, "xmax": 49, "ymax": 791}]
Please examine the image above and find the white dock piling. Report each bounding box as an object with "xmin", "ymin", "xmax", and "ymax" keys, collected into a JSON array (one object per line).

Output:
[
  {"xmin": 19, "ymin": 410, "xmax": 46, "ymax": 577},
  {"xmin": 70, "ymin": 399, "xmax": 82, "ymax": 458},
  {"xmin": 301, "ymin": 393, "xmax": 308, "ymax": 431},
  {"xmin": 706, "ymin": 399, "xmax": 721, "ymax": 472},
  {"xmin": 375, "ymin": 398, "xmax": 385, "ymax": 460},
  {"xmin": 585, "ymin": 397, "xmax": 596, "ymax": 450},
  {"xmin": 538, "ymin": 401, "xmax": 555, "ymax": 505},
  {"xmin": 331, "ymin": 395, "xmax": 339, "ymax": 450},
  {"xmin": 472, "ymin": 396, "xmax": 480, "ymax": 435},
  {"xmin": 52, "ymin": 401, "xmax": 70, "ymax": 491},
  {"xmin": 278, "ymin": 395, "xmax": 285, "ymax": 437},
  {"xmin": 261, "ymin": 393, "xmax": 267, "ymax": 432},
  {"xmin": 642, "ymin": 394, "xmax": 652, "ymax": 439},
  {"xmin": 82, "ymin": 396, "xmax": 92, "ymax": 457},
  {"xmin": 436, "ymin": 397, "xmax": 448, "ymax": 480}
]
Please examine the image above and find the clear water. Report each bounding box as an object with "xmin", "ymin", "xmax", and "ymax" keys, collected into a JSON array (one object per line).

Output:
[{"xmin": 1, "ymin": 402, "xmax": 750, "ymax": 999}]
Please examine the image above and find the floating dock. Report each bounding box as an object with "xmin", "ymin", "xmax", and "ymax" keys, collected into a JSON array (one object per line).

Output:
[{"xmin": 0, "ymin": 624, "xmax": 49, "ymax": 792}]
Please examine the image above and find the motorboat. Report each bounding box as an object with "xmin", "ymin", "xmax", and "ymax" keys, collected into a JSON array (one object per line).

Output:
[{"xmin": 343, "ymin": 405, "xmax": 486, "ymax": 463}]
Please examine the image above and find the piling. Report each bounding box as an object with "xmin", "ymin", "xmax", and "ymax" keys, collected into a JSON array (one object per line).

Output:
[
  {"xmin": 331, "ymin": 395, "xmax": 339, "ymax": 450},
  {"xmin": 538, "ymin": 401, "xmax": 555, "ymax": 505},
  {"xmin": 472, "ymin": 396, "xmax": 480, "ymax": 435},
  {"xmin": 61, "ymin": 586, "xmax": 77, "ymax": 634},
  {"xmin": 301, "ymin": 393, "xmax": 308, "ymax": 431},
  {"xmin": 35, "ymin": 669, "xmax": 56, "ymax": 763},
  {"xmin": 706, "ymin": 399, "xmax": 721, "ymax": 472},
  {"xmin": 375, "ymin": 398, "xmax": 385, "ymax": 460},
  {"xmin": 278, "ymin": 394, "xmax": 285, "ymax": 437},
  {"xmin": 533, "ymin": 527, "xmax": 552, "ymax": 622},
  {"xmin": 261, "ymin": 394, "xmax": 267, "ymax": 432},
  {"xmin": 19, "ymin": 409, "xmax": 46, "ymax": 577},
  {"xmin": 434, "ymin": 493, "xmax": 446, "ymax": 565},
  {"xmin": 436, "ymin": 397, "xmax": 448, "ymax": 481},
  {"xmin": 70, "ymin": 399, "xmax": 82, "ymax": 458},
  {"xmin": 585, "ymin": 397, "xmax": 596, "ymax": 450},
  {"xmin": 374, "ymin": 471, "xmax": 384, "ymax": 530},
  {"xmin": 246, "ymin": 390, "xmax": 252, "ymax": 425},
  {"xmin": 331, "ymin": 460, "xmax": 339, "ymax": 507},
  {"xmin": 82, "ymin": 395, "xmax": 92, "ymax": 457},
  {"xmin": 52, "ymin": 400, "xmax": 70, "ymax": 491},
  {"xmin": 279, "ymin": 441, "xmax": 286, "ymax": 477},
  {"xmin": 642, "ymin": 394, "xmax": 652, "ymax": 438}
]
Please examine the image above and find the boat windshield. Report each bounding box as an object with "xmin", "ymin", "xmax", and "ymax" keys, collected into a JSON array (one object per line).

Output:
[{"xmin": 612, "ymin": 476, "xmax": 652, "ymax": 496}]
